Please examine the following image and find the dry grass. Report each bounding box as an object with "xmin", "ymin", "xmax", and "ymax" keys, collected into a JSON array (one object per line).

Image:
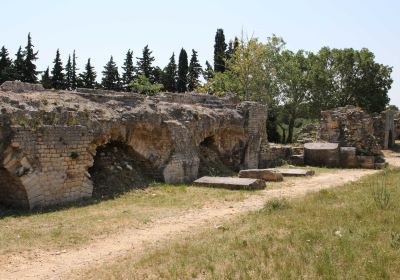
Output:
[
  {"xmin": 0, "ymin": 183, "xmax": 252, "ymax": 254},
  {"xmin": 84, "ymin": 167, "xmax": 400, "ymax": 280}
]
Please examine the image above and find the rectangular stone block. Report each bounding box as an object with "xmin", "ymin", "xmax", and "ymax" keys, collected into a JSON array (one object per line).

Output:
[
  {"xmin": 193, "ymin": 176, "xmax": 266, "ymax": 190},
  {"xmin": 266, "ymin": 168, "xmax": 314, "ymax": 177},
  {"xmin": 239, "ymin": 169, "xmax": 283, "ymax": 182}
]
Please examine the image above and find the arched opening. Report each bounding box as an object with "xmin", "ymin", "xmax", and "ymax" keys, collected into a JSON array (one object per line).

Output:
[
  {"xmin": 197, "ymin": 136, "xmax": 235, "ymax": 177},
  {"xmin": 88, "ymin": 141, "xmax": 154, "ymax": 199},
  {"xmin": 0, "ymin": 167, "xmax": 29, "ymax": 209}
]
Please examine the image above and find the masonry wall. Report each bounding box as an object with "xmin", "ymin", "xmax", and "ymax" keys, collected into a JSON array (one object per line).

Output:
[{"xmin": 0, "ymin": 84, "xmax": 268, "ymax": 209}]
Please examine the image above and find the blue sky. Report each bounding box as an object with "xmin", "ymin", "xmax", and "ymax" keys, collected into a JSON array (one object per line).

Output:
[{"xmin": 1, "ymin": 0, "xmax": 399, "ymax": 106}]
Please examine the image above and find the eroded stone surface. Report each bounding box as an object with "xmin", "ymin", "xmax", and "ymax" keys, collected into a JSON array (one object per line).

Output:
[
  {"xmin": 319, "ymin": 106, "xmax": 395, "ymax": 154},
  {"xmin": 0, "ymin": 82, "xmax": 268, "ymax": 208},
  {"xmin": 238, "ymin": 169, "xmax": 283, "ymax": 182},
  {"xmin": 266, "ymin": 168, "xmax": 315, "ymax": 177},
  {"xmin": 193, "ymin": 176, "xmax": 266, "ymax": 190},
  {"xmin": 304, "ymin": 142, "xmax": 340, "ymax": 167}
]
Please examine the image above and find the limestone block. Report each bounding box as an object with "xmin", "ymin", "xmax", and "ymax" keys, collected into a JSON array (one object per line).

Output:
[
  {"xmin": 193, "ymin": 176, "xmax": 265, "ymax": 190},
  {"xmin": 239, "ymin": 169, "xmax": 283, "ymax": 182},
  {"xmin": 357, "ymin": 156, "xmax": 375, "ymax": 169},
  {"xmin": 304, "ymin": 142, "xmax": 339, "ymax": 167},
  {"xmin": 339, "ymin": 147, "xmax": 358, "ymax": 168},
  {"xmin": 266, "ymin": 168, "xmax": 315, "ymax": 177}
]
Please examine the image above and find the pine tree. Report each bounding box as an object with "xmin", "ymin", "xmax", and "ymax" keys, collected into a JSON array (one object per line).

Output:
[
  {"xmin": 12, "ymin": 47, "xmax": 25, "ymax": 81},
  {"xmin": 0, "ymin": 46, "xmax": 13, "ymax": 83},
  {"xmin": 187, "ymin": 49, "xmax": 202, "ymax": 91},
  {"xmin": 136, "ymin": 45, "xmax": 155, "ymax": 81},
  {"xmin": 79, "ymin": 58, "xmax": 96, "ymax": 88},
  {"xmin": 51, "ymin": 49, "xmax": 65, "ymax": 89},
  {"xmin": 204, "ymin": 60, "xmax": 214, "ymax": 81},
  {"xmin": 65, "ymin": 55, "xmax": 72, "ymax": 89},
  {"xmin": 40, "ymin": 67, "xmax": 52, "ymax": 89},
  {"xmin": 102, "ymin": 56, "xmax": 121, "ymax": 90},
  {"xmin": 23, "ymin": 33, "xmax": 39, "ymax": 82},
  {"xmin": 214, "ymin": 29, "xmax": 227, "ymax": 72},
  {"xmin": 122, "ymin": 50, "xmax": 134, "ymax": 90},
  {"xmin": 226, "ymin": 37, "xmax": 240, "ymax": 62},
  {"xmin": 177, "ymin": 48, "xmax": 188, "ymax": 93},
  {"xmin": 162, "ymin": 53, "xmax": 177, "ymax": 92},
  {"xmin": 71, "ymin": 50, "xmax": 78, "ymax": 89}
]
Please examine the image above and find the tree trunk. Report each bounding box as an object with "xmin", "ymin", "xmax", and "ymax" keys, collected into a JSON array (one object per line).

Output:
[{"xmin": 287, "ymin": 116, "xmax": 295, "ymax": 143}]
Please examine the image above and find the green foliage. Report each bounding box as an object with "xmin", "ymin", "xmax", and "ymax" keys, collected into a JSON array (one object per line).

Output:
[
  {"xmin": 71, "ymin": 50, "xmax": 78, "ymax": 89},
  {"xmin": 128, "ymin": 74, "xmax": 163, "ymax": 95},
  {"xmin": 40, "ymin": 67, "xmax": 52, "ymax": 89},
  {"xmin": 203, "ymin": 60, "xmax": 214, "ymax": 81},
  {"xmin": 65, "ymin": 54, "xmax": 72, "ymax": 89},
  {"xmin": 372, "ymin": 173, "xmax": 391, "ymax": 210},
  {"xmin": 263, "ymin": 197, "xmax": 291, "ymax": 211},
  {"xmin": 161, "ymin": 53, "xmax": 177, "ymax": 92},
  {"xmin": 121, "ymin": 50, "xmax": 134, "ymax": 90},
  {"xmin": 214, "ymin": 28, "xmax": 227, "ymax": 72},
  {"xmin": 79, "ymin": 58, "xmax": 96, "ymax": 89},
  {"xmin": 136, "ymin": 45, "xmax": 155, "ymax": 81},
  {"xmin": 101, "ymin": 56, "xmax": 121, "ymax": 90},
  {"xmin": 0, "ymin": 46, "xmax": 13, "ymax": 83},
  {"xmin": 23, "ymin": 33, "xmax": 38, "ymax": 83},
  {"xmin": 12, "ymin": 47, "xmax": 25, "ymax": 81},
  {"xmin": 51, "ymin": 49, "xmax": 65, "ymax": 90},
  {"xmin": 177, "ymin": 48, "xmax": 188, "ymax": 92},
  {"xmin": 187, "ymin": 49, "xmax": 202, "ymax": 91}
]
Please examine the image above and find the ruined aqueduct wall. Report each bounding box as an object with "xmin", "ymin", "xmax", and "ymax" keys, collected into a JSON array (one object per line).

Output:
[{"xmin": 0, "ymin": 82, "xmax": 268, "ymax": 209}]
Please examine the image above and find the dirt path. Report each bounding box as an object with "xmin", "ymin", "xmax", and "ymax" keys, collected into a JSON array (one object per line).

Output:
[{"xmin": 1, "ymin": 152, "xmax": 398, "ymax": 280}]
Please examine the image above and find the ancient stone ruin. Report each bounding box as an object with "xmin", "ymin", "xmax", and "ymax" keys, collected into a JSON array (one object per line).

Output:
[
  {"xmin": 0, "ymin": 81, "xmax": 268, "ymax": 209},
  {"xmin": 318, "ymin": 106, "xmax": 396, "ymax": 154}
]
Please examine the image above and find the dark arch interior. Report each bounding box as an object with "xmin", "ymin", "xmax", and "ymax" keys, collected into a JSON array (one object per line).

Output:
[
  {"xmin": 197, "ymin": 136, "xmax": 235, "ymax": 178},
  {"xmin": 88, "ymin": 141, "xmax": 154, "ymax": 199},
  {"xmin": 0, "ymin": 167, "xmax": 29, "ymax": 209}
]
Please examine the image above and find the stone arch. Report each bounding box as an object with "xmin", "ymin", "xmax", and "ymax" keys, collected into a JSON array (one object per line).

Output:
[
  {"xmin": 0, "ymin": 167, "xmax": 30, "ymax": 208},
  {"xmin": 88, "ymin": 139, "xmax": 156, "ymax": 198}
]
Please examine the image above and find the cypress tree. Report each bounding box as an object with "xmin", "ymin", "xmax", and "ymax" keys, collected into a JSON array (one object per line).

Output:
[
  {"xmin": 0, "ymin": 46, "xmax": 13, "ymax": 83},
  {"xmin": 187, "ymin": 49, "xmax": 202, "ymax": 91},
  {"xmin": 226, "ymin": 37, "xmax": 240, "ymax": 61},
  {"xmin": 65, "ymin": 55, "xmax": 72, "ymax": 89},
  {"xmin": 213, "ymin": 29, "xmax": 227, "ymax": 72},
  {"xmin": 51, "ymin": 49, "xmax": 65, "ymax": 89},
  {"xmin": 12, "ymin": 47, "xmax": 25, "ymax": 81},
  {"xmin": 40, "ymin": 67, "xmax": 52, "ymax": 89},
  {"xmin": 136, "ymin": 45, "xmax": 155, "ymax": 81},
  {"xmin": 162, "ymin": 53, "xmax": 177, "ymax": 92},
  {"xmin": 79, "ymin": 58, "xmax": 96, "ymax": 88},
  {"xmin": 23, "ymin": 33, "xmax": 39, "ymax": 82},
  {"xmin": 204, "ymin": 60, "xmax": 214, "ymax": 81},
  {"xmin": 101, "ymin": 56, "xmax": 121, "ymax": 90},
  {"xmin": 152, "ymin": 66, "xmax": 162, "ymax": 84},
  {"xmin": 122, "ymin": 50, "xmax": 134, "ymax": 90},
  {"xmin": 177, "ymin": 48, "xmax": 188, "ymax": 93},
  {"xmin": 71, "ymin": 50, "xmax": 78, "ymax": 89}
]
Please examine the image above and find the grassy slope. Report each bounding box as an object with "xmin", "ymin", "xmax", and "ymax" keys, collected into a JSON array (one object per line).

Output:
[
  {"xmin": 0, "ymin": 183, "xmax": 252, "ymax": 254},
  {"xmin": 85, "ymin": 168, "xmax": 400, "ymax": 280}
]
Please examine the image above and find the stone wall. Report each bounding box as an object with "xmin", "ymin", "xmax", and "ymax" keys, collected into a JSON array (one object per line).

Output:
[
  {"xmin": 318, "ymin": 106, "xmax": 395, "ymax": 154},
  {"xmin": 0, "ymin": 83, "xmax": 268, "ymax": 208},
  {"xmin": 394, "ymin": 112, "xmax": 400, "ymax": 140}
]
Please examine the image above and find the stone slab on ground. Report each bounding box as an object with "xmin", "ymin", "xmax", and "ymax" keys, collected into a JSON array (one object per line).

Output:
[
  {"xmin": 266, "ymin": 168, "xmax": 315, "ymax": 177},
  {"xmin": 304, "ymin": 142, "xmax": 340, "ymax": 167},
  {"xmin": 238, "ymin": 169, "xmax": 283, "ymax": 182},
  {"xmin": 340, "ymin": 147, "xmax": 358, "ymax": 168},
  {"xmin": 193, "ymin": 176, "xmax": 266, "ymax": 190}
]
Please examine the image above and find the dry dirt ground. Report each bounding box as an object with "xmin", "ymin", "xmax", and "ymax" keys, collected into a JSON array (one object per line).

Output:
[{"xmin": 1, "ymin": 150, "xmax": 399, "ymax": 280}]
